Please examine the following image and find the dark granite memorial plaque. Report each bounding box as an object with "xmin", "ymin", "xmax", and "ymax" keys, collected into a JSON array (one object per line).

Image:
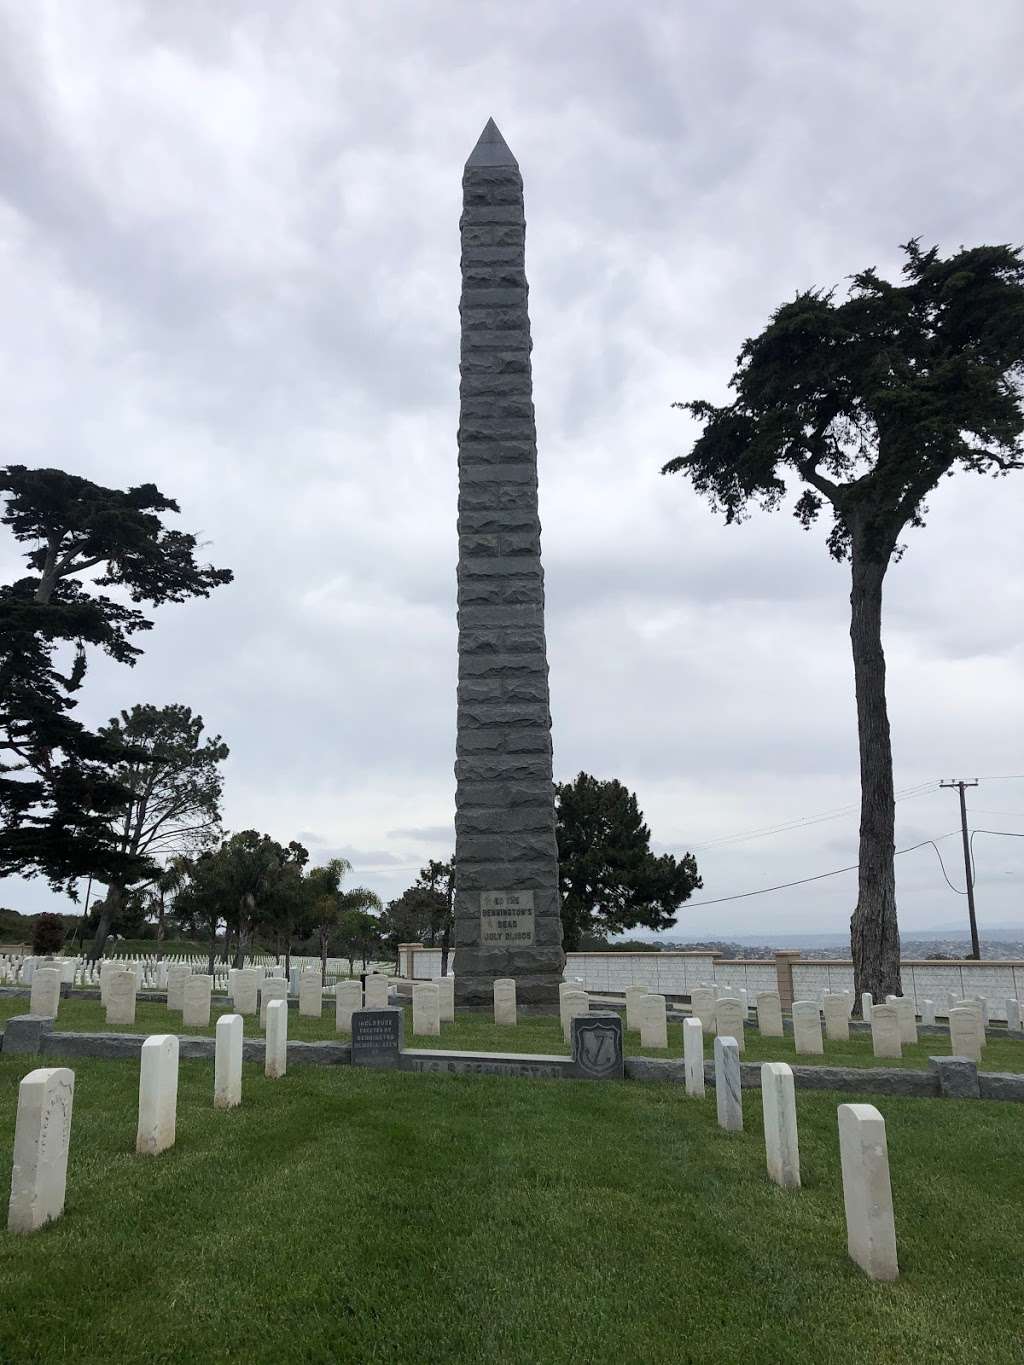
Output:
[
  {"xmin": 351, "ymin": 1007, "xmax": 405, "ymax": 1069},
  {"xmin": 571, "ymin": 1012, "xmax": 624, "ymax": 1081}
]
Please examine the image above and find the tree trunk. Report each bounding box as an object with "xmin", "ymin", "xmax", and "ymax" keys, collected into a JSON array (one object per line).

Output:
[
  {"xmin": 155, "ymin": 894, "xmax": 165, "ymax": 961},
  {"xmin": 207, "ymin": 918, "xmax": 217, "ymax": 975},
  {"xmin": 848, "ymin": 541, "xmax": 902, "ymax": 1009},
  {"xmin": 90, "ymin": 884, "xmax": 123, "ymax": 961}
]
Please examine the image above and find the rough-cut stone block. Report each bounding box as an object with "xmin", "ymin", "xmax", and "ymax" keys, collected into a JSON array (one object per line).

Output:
[
  {"xmin": 714, "ymin": 1036, "xmax": 743, "ymax": 1132},
  {"xmin": 136, "ymin": 1034, "xmax": 179, "ymax": 1156},
  {"xmin": 761, "ymin": 1062, "xmax": 800, "ymax": 1189},
  {"xmin": 838, "ymin": 1103, "xmax": 899, "ymax": 1281},
  {"xmin": 265, "ymin": 999, "xmax": 288, "ymax": 1079},
  {"xmin": 756, "ymin": 991, "xmax": 784, "ymax": 1037},
  {"xmin": 929, "ymin": 1055, "xmax": 980, "ymax": 1099},
  {"xmin": 2, "ymin": 1016, "xmax": 54, "ymax": 1056},
  {"xmin": 7, "ymin": 1066, "xmax": 74, "ymax": 1233},
  {"xmin": 215, "ymin": 1014, "xmax": 243, "ymax": 1109},
  {"xmin": 683, "ymin": 1017, "xmax": 705, "ymax": 1098}
]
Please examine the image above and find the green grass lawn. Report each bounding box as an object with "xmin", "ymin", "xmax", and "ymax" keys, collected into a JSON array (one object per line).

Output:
[
  {"xmin": 3, "ymin": 995, "xmax": 1024, "ymax": 1072},
  {"xmin": 1, "ymin": 1052, "xmax": 1022, "ymax": 1364}
]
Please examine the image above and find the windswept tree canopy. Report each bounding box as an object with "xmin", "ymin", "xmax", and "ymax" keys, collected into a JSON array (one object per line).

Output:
[
  {"xmin": 663, "ymin": 241, "xmax": 1024, "ymax": 563},
  {"xmin": 0, "ymin": 466, "xmax": 233, "ymax": 892}
]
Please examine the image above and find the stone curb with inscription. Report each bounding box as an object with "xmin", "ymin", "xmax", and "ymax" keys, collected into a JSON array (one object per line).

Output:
[{"xmin": 4, "ymin": 1020, "xmax": 1023, "ymax": 1101}]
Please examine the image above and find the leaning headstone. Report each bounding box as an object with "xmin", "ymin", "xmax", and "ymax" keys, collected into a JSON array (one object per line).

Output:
[
  {"xmin": 412, "ymin": 982, "xmax": 441, "ymax": 1037},
  {"xmin": 949, "ymin": 1007, "xmax": 983, "ymax": 1063},
  {"xmin": 351, "ymin": 1008, "xmax": 404, "ymax": 1069},
  {"xmin": 870, "ymin": 1003, "xmax": 902, "ymax": 1059},
  {"xmin": 761, "ymin": 1062, "xmax": 800, "ymax": 1190},
  {"xmin": 715, "ymin": 998, "xmax": 745, "ymax": 1052},
  {"xmin": 335, "ymin": 980, "xmax": 362, "ymax": 1034},
  {"xmin": 639, "ymin": 993, "xmax": 668, "ymax": 1049},
  {"xmin": 7, "ymin": 1067, "xmax": 75, "ymax": 1234},
  {"xmin": 624, "ymin": 985, "xmax": 649, "ymax": 1032},
  {"xmin": 792, "ymin": 1001, "xmax": 824, "ymax": 1056},
  {"xmin": 823, "ymin": 994, "xmax": 850, "ymax": 1042},
  {"xmin": 106, "ymin": 969, "xmax": 137, "ymax": 1026},
  {"xmin": 860, "ymin": 991, "xmax": 873, "ymax": 1023},
  {"xmin": 689, "ymin": 987, "xmax": 717, "ymax": 1030},
  {"xmin": 232, "ymin": 969, "xmax": 258, "ymax": 1017},
  {"xmin": 215, "ymin": 1014, "xmax": 243, "ymax": 1109},
  {"xmin": 571, "ymin": 1013, "xmax": 624, "ymax": 1080},
  {"xmin": 683, "ymin": 1017, "xmax": 705, "ymax": 1098},
  {"xmin": 714, "ymin": 1036, "xmax": 743, "ymax": 1132},
  {"xmin": 29, "ymin": 968, "xmax": 61, "ymax": 1020},
  {"xmin": 260, "ymin": 977, "xmax": 288, "ymax": 1027},
  {"xmin": 166, "ymin": 966, "xmax": 190, "ymax": 1012},
  {"xmin": 182, "ymin": 974, "xmax": 212, "ymax": 1028},
  {"xmin": 265, "ymin": 999, "xmax": 288, "ymax": 1079},
  {"xmin": 755, "ymin": 991, "xmax": 784, "ymax": 1038},
  {"xmin": 561, "ymin": 989, "xmax": 590, "ymax": 1044},
  {"xmin": 494, "ymin": 978, "xmax": 517, "ymax": 1026},
  {"xmin": 1007, "ymin": 998, "xmax": 1021, "ymax": 1032},
  {"xmin": 838, "ymin": 1103, "xmax": 898, "ymax": 1281},
  {"xmin": 298, "ymin": 971, "xmax": 323, "ymax": 1019},
  {"xmin": 136, "ymin": 1035, "xmax": 179, "ymax": 1156},
  {"xmin": 437, "ymin": 976, "xmax": 455, "ymax": 1024},
  {"xmin": 364, "ymin": 975, "xmax": 389, "ymax": 1009}
]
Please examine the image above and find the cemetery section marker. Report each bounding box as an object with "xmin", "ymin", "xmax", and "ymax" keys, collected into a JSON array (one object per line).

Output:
[
  {"xmin": 453, "ymin": 118, "xmax": 564, "ymax": 1009},
  {"xmin": 351, "ymin": 1008, "xmax": 405, "ymax": 1069}
]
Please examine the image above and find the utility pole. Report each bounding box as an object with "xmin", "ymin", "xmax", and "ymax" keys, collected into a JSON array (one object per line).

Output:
[{"xmin": 940, "ymin": 779, "xmax": 980, "ymax": 958}]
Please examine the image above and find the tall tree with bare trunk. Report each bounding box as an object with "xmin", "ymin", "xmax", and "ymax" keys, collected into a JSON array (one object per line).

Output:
[{"xmin": 662, "ymin": 241, "xmax": 1024, "ymax": 1005}]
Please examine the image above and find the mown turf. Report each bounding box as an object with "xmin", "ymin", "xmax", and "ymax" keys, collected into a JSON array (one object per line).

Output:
[
  {"xmin": 0, "ymin": 1051, "xmax": 1022, "ymax": 1364},
  {"xmin": 2, "ymin": 995, "xmax": 1023, "ymax": 1073}
]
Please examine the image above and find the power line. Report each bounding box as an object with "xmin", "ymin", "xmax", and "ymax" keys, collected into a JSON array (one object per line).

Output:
[
  {"xmin": 684, "ymin": 830, "xmax": 962, "ymax": 909},
  {"xmin": 690, "ymin": 780, "xmax": 939, "ymax": 852}
]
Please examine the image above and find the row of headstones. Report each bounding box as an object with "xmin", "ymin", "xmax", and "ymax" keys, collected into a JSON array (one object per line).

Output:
[
  {"xmin": 692, "ymin": 1025, "xmax": 898, "ymax": 1281},
  {"xmin": 6, "ymin": 999, "xmax": 299, "ymax": 1234},
  {"xmin": 593, "ymin": 983, "xmax": 1005, "ymax": 1063},
  {"xmin": 3, "ymin": 953, "xmax": 385, "ymax": 992},
  {"xmin": 7, "ymin": 1007, "xmax": 896, "ymax": 1283}
]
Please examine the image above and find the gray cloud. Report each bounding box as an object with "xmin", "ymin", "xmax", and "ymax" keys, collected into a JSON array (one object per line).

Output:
[{"xmin": 1, "ymin": 0, "xmax": 1022, "ymax": 936}]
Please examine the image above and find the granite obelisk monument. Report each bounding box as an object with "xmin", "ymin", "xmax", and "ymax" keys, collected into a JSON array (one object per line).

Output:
[{"xmin": 453, "ymin": 119, "xmax": 565, "ymax": 1009}]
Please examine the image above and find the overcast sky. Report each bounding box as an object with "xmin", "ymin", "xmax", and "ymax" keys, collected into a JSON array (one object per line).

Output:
[{"xmin": 1, "ymin": 1, "xmax": 1022, "ymax": 941}]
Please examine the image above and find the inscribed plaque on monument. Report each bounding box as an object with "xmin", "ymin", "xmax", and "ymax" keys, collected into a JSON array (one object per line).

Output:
[
  {"xmin": 480, "ymin": 891, "xmax": 535, "ymax": 947},
  {"xmin": 351, "ymin": 1008, "xmax": 404, "ymax": 1069}
]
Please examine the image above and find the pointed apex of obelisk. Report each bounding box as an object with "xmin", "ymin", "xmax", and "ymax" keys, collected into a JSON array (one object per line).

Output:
[{"xmin": 465, "ymin": 117, "xmax": 518, "ymax": 169}]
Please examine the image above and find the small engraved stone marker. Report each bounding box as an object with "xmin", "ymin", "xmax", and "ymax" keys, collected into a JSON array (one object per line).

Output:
[{"xmin": 7, "ymin": 1067, "xmax": 75, "ymax": 1234}]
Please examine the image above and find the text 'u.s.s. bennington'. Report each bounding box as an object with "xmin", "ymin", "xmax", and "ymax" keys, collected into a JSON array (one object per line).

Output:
[{"xmin": 453, "ymin": 119, "xmax": 565, "ymax": 1010}]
